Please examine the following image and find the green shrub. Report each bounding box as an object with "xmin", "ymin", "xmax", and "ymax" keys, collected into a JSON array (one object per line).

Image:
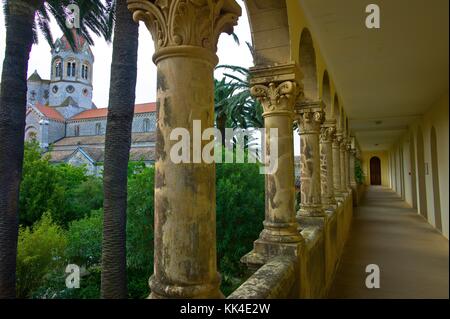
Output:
[
  {"xmin": 355, "ymin": 159, "xmax": 364, "ymax": 184},
  {"xmin": 19, "ymin": 142, "xmax": 58, "ymax": 226},
  {"xmin": 19, "ymin": 142, "xmax": 103, "ymax": 227},
  {"xmin": 126, "ymin": 165, "xmax": 155, "ymax": 298},
  {"xmin": 66, "ymin": 209, "xmax": 103, "ymax": 268},
  {"xmin": 216, "ymin": 161, "xmax": 265, "ymax": 295},
  {"xmin": 16, "ymin": 212, "xmax": 67, "ymax": 298}
]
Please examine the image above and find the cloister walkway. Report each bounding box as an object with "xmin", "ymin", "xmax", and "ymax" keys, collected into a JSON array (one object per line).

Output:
[{"xmin": 328, "ymin": 187, "xmax": 449, "ymax": 299}]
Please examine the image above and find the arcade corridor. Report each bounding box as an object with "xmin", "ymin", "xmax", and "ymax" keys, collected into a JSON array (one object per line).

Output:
[{"xmin": 328, "ymin": 187, "xmax": 449, "ymax": 298}]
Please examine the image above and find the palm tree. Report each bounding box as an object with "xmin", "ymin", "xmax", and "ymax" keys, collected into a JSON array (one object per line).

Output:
[
  {"xmin": 214, "ymin": 78, "xmax": 237, "ymax": 146},
  {"xmin": 215, "ymin": 64, "xmax": 263, "ymax": 130},
  {"xmin": 100, "ymin": 0, "xmax": 139, "ymax": 299},
  {"xmin": 0, "ymin": 0, "xmax": 108, "ymax": 298},
  {"xmin": 214, "ymin": 65, "xmax": 263, "ymax": 154}
]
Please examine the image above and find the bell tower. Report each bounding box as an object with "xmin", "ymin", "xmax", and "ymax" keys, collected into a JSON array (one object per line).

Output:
[{"xmin": 48, "ymin": 33, "xmax": 95, "ymax": 117}]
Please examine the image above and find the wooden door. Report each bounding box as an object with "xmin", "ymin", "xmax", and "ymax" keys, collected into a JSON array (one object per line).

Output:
[{"xmin": 370, "ymin": 157, "xmax": 382, "ymax": 185}]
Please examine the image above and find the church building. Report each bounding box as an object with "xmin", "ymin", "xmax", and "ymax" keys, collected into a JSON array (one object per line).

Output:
[{"xmin": 24, "ymin": 34, "xmax": 156, "ymax": 174}]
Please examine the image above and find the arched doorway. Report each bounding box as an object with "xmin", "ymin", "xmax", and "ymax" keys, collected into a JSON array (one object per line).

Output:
[
  {"xmin": 416, "ymin": 128, "xmax": 428, "ymax": 219},
  {"xmin": 430, "ymin": 127, "xmax": 442, "ymax": 232},
  {"xmin": 370, "ymin": 156, "xmax": 382, "ymax": 185}
]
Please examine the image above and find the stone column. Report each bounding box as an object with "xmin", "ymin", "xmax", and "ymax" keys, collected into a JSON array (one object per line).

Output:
[
  {"xmin": 346, "ymin": 142, "xmax": 353, "ymax": 190},
  {"xmin": 128, "ymin": 0, "xmax": 241, "ymax": 299},
  {"xmin": 349, "ymin": 148, "xmax": 357, "ymax": 187},
  {"xmin": 339, "ymin": 135, "xmax": 348, "ymax": 194},
  {"xmin": 242, "ymin": 64, "xmax": 304, "ymax": 269},
  {"xmin": 296, "ymin": 101, "xmax": 326, "ymax": 225},
  {"xmin": 320, "ymin": 120, "xmax": 337, "ymax": 209},
  {"xmin": 332, "ymin": 132, "xmax": 343, "ymax": 199}
]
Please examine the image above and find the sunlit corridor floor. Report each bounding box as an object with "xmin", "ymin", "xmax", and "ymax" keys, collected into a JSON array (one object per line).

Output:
[{"xmin": 328, "ymin": 186, "xmax": 449, "ymax": 299}]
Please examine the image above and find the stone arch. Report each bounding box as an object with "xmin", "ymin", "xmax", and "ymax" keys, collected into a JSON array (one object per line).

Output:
[
  {"xmin": 25, "ymin": 125, "xmax": 38, "ymax": 141},
  {"xmin": 409, "ymin": 132, "xmax": 418, "ymax": 209},
  {"xmin": 339, "ymin": 107, "xmax": 345, "ymax": 132},
  {"xmin": 430, "ymin": 126, "xmax": 442, "ymax": 232},
  {"xmin": 81, "ymin": 59, "xmax": 91, "ymax": 81},
  {"xmin": 52, "ymin": 55, "xmax": 63, "ymax": 78},
  {"xmin": 322, "ymin": 71, "xmax": 331, "ymax": 118},
  {"xmin": 416, "ymin": 127, "xmax": 428, "ymax": 219},
  {"xmin": 244, "ymin": 0, "xmax": 291, "ymax": 66},
  {"xmin": 299, "ymin": 28, "xmax": 318, "ymax": 101},
  {"xmin": 333, "ymin": 94, "xmax": 341, "ymax": 129}
]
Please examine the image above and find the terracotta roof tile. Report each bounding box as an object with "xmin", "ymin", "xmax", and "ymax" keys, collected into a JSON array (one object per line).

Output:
[
  {"xmin": 35, "ymin": 103, "xmax": 65, "ymax": 121},
  {"xmin": 70, "ymin": 102, "xmax": 156, "ymax": 120}
]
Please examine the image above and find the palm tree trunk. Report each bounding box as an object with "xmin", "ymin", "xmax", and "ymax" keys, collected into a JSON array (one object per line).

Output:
[
  {"xmin": 101, "ymin": 0, "xmax": 139, "ymax": 299},
  {"xmin": 217, "ymin": 113, "xmax": 227, "ymax": 147},
  {"xmin": 0, "ymin": 1, "xmax": 39, "ymax": 299}
]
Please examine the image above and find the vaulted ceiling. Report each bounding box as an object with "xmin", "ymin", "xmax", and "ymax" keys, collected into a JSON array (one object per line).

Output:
[{"xmin": 298, "ymin": 0, "xmax": 449, "ymax": 151}]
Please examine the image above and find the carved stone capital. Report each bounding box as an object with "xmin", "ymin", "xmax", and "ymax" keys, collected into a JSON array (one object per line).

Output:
[
  {"xmin": 295, "ymin": 100, "xmax": 325, "ymax": 134},
  {"xmin": 249, "ymin": 63, "xmax": 303, "ymax": 117},
  {"xmin": 250, "ymin": 81, "xmax": 300, "ymax": 116},
  {"xmin": 346, "ymin": 142, "xmax": 352, "ymax": 151},
  {"xmin": 339, "ymin": 136, "xmax": 348, "ymax": 150},
  {"xmin": 320, "ymin": 122, "xmax": 336, "ymax": 143},
  {"xmin": 128, "ymin": 0, "xmax": 241, "ymax": 54}
]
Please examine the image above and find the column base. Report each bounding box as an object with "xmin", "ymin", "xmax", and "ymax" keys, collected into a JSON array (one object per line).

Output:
[
  {"xmin": 322, "ymin": 198, "xmax": 338, "ymax": 211},
  {"xmin": 241, "ymin": 239, "xmax": 304, "ymax": 273},
  {"xmin": 259, "ymin": 221, "xmax": 305, "ymax": 243},
  {"xmin": 148, "ymin": 274, "xmax": 224, "ymax": 299},
  {"xmin": 297, "ymin": 214, "xmax": 328, "ymax": 230}
]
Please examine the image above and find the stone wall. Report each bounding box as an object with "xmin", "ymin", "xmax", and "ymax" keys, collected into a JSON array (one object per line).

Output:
[
  {"xmin": 67, "ymin": 113, "xmax": 156, "ymax": 137},
  {"xmin": 231, "ymin": 193, "xmax": 354, "ymax": 299},
  {"xmin": 48, "ymin": 120, "xmax": 66, "ymax": 144}
]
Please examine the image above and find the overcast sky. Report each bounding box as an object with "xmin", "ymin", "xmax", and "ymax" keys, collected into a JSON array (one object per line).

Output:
[{"xmin": 0, "ymin": 1, "xmax": 302, "ymax": 155}]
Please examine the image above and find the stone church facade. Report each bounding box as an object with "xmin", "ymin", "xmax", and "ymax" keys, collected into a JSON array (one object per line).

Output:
[{"xmin": 24, "ymin": 34, "xmax": 156, "ymax": 174}]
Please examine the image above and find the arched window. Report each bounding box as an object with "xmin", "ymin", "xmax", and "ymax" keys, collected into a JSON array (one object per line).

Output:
[
  {"xmin": 143, "ymin": 118, "xmax": 150, "ymax": 132},
  {"xmin": 54, "ymin": 60, "xmax": 62, "ymax": 77},
  {"xmin": 95, "ymin": 123, "xmax": 102, "ymax": 135},
  {"xmin": 67, "ymin": 61, "xmax": 76, "ymax": 77},
  {"xmin": 74, "ymin": 125, "xmax": 80, "ymax": 137},
  {"xmin": 82, "ymin": 64, "xmax": 89, "ymax": 80}
]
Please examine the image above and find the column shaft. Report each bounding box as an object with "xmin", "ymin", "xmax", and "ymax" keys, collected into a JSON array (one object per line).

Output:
[
  {"xmin": 350, "ymin": 149, "xmax": 357, "ymax": 186},
  {"xmin": 320, "ymin": 122, "xmax": 336, "ymax": 208},
  {"xmin": 242, "ymin": 65, "xmax": 304, "ymax": 269},
  {"xmin": 250, "ymin": 78, "xmax": 303, "ymax": 243},
  {"xmin": 128, "ymin": 0, "xmax": 241, "ymax": 299},
  {"xmin": 151, "ymin": 50, "xmax": 222, "ymax": 298},
  {"xmin": 296, "ymin": 102, "xmax": 325, "ymax": 218},
  {"xmin": 340, "ymin": 137, "xmax": 347, "ymax": 193},
  {"xmin": 332, "ymin": 136, "xmax": 342, "ymax": 197}
]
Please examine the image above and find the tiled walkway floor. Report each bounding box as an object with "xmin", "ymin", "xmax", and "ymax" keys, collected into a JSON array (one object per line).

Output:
[{"xmin": 328, "ymin": 187, "xmax": 449, "ymax": 299}]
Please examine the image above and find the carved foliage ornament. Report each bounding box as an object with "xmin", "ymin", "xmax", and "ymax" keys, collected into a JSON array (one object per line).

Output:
[
  {"xmin": 320, "ymin": 125, "xmax": 336, "ymax": 142},
  {"xmin": 250, "ymin": 81, "xmax": 300, "ymax": 114},
  {"xmin": 128, "ymin": 0, "xmax": 241, "ymax": 52},
  {"xmin": 296, "ymin": 108, "xmax": 324, "ymax": 132}
]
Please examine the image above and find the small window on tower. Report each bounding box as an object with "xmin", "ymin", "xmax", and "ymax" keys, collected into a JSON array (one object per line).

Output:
[
  {"xmin": 67, "ymin": 62, "xmax": 76, "ymax": 77},
  {"xmin": 95, "ymin": 123, "xmax": 101, "ymax": 135},
  {"xmin": 55, "ymin": 60, "xmax": 62, "ymax": 77},
  {"xmin": 81, "ymin": 65, "xmax": 90, "ymax": 80},
  {"xmin": 143, "ymin": 118, "xmax": 150, "ymax": 132}
]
